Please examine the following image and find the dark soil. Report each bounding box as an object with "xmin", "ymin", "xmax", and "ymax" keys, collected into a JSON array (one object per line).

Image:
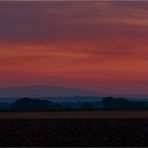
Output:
[{"xmin": 0, "ymin": 119, "xmax": 148, "ymax": 147}]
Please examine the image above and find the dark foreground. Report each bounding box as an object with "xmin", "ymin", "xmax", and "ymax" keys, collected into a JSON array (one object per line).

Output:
[{"xmin": 0, "ymin": 119, "xmax": 148, "ymax": 147}]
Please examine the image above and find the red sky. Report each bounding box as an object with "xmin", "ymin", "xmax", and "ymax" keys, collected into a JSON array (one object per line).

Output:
[{"xmin": 0, "ymin": 1, "xmax": 148, "ymax": 96}]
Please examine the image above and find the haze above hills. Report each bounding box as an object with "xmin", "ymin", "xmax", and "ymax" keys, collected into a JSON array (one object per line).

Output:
[
  {"xmin": 0, "ymin": 85, "xmax": 100, "ymax": 98},
  {"xmin": 0, "ymin": 85, "xmax": 147, "ymax": 102}
]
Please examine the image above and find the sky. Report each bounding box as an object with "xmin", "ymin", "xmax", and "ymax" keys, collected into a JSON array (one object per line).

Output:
[{"xmin": 0, "ymin": 1, "xmax": 148, "ymax": 97}]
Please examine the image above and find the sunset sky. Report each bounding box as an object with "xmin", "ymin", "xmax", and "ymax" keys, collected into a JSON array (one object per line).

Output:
[{"xmin": 0, "ymin": 1, "xmax": 148, "ymax": 97}]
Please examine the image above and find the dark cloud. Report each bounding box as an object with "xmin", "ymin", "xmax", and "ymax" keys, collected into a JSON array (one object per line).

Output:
[
  {"xmin": 0, "ymin": 1, "xmax": 98, "ymax": 43},
  {"xmin": 0, "ymin": 1, "xmax": 147, "ymax": 59},
  {"xmin": 0, "ymin": 1, "xmax": 147, "ymax": 43}
]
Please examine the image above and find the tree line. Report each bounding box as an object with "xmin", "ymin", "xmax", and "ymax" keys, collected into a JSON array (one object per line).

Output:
[
  {"xmin": 102, "ymin": 97, "xmax": 148, "ymax": 109},
  {"xmin": 10, "ymin": 97, "xmax": 148, "ymax": 111}
]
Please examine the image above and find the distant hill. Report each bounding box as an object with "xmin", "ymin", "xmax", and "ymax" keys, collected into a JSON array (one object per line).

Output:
[{"xmin": 0, "ymin": 85, "xmax": 99, "ymax": 98}]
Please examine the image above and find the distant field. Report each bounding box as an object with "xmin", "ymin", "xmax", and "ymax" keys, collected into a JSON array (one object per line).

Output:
[
  {"xmin": 0, "ymin": 118, "xmax": 148, "ymax": 146},
  {"xmin": 0, "ymin": 110, "xmax": 148, "ymax": 119},
  {"xmin": 0, "ymin": 111, "xmax": 148, "ymax": 146}
]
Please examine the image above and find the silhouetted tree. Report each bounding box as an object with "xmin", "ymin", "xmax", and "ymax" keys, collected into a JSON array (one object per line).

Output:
[
  {"xmin": 53, "ymin": 103, "xmax": 62, "ymax": 110},
  {"xmin": 81, "ymin": 102, "xmax": 94, "ymax": 110},
  {"xmin": 102, "ymin": 97, "xmax": 116, "ymax": 108},
  {"xmin": 102, "ymin": 97, "xmax": 148, "ymax": 109},
  {"xmin": 11, "ymin": 97, "xmax": 53, "ymax": 111},
  {"xmin": 114, "ymin": 98, "xmax": 133, "ymax": 108}
]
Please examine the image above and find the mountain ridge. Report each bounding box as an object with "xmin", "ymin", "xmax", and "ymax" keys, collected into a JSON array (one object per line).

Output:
[{"xmin": 0, "ymin": 85, "xmax": 100, "ymax": 98}]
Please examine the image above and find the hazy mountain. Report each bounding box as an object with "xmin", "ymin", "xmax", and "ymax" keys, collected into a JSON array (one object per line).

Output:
[{"xmin": 0, "ymin": 85, "xmax": 100, "ymax": 98}]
